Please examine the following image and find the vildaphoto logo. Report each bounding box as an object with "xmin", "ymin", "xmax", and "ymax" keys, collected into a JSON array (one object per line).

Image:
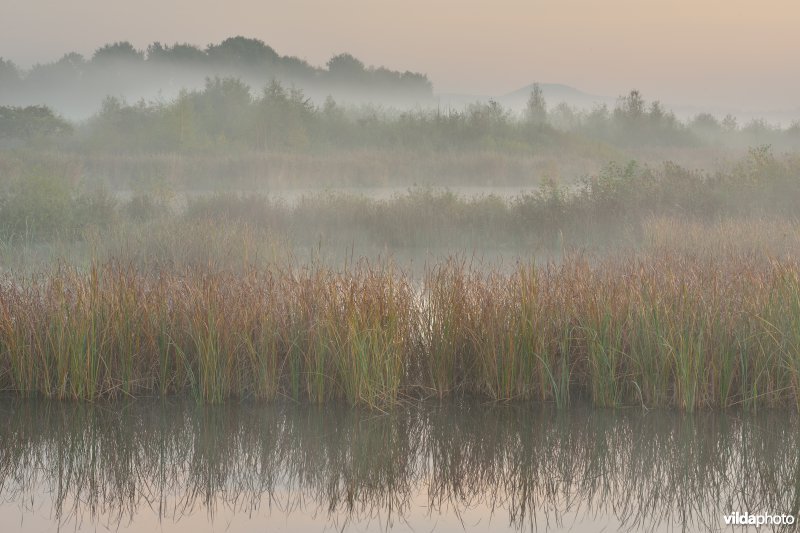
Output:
[{"xmin": 724, "ymin": 512, "xmax": 795, "ymax": 527}]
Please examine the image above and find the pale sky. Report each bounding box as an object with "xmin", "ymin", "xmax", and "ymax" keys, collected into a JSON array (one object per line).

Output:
[{"xmin": 2, "ymin": 0, "xmax": 799, "ymax": 111}]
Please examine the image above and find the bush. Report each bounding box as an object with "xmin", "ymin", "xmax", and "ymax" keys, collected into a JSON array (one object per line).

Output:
[{"xmin": 0, "ymin": 174, "xmax": 115, "ymax": 240}]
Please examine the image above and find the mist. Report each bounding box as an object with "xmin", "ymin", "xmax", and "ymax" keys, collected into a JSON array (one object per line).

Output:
[
  {"xmin": 2, "ymin": 6, "xmax": 800, "ymax": 531},
  {"xmin": 2, "ymin": 35, "xmax": 800, "ymax": 271}
]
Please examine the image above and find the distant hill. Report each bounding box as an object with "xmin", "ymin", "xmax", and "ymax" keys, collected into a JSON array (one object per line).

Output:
[{"xmin": 501, "ymin": 83, "xmax": 613, "ymax": 111}]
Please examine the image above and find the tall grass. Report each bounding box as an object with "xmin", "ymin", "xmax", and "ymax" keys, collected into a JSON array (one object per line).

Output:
[{"xmin": 2, "ymin": 252, "xmax": 800, "ymax": 409}]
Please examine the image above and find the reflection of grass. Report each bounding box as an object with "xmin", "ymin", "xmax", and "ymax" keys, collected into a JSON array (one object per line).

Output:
[
  {"xmin": 3, "ymin": 252, "xmax": 800, "ymax": 408},
  {"xmin": 0, "ymin": 400, "xmax": 797, "ymax": 531}
]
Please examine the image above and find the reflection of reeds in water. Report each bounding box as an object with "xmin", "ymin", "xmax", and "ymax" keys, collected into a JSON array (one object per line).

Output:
[
  {"xmin": 3, "ymin": 253, "xmax": 800, "ymax": 408},
  {"xmin": 0, "ymin": 400, "xmax": 797, "ymax": 531}
]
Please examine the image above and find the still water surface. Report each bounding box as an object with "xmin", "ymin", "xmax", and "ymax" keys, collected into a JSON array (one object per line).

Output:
[{"xmin": 0, "ymin": 400, "xmax": 796, "ymax": 532}]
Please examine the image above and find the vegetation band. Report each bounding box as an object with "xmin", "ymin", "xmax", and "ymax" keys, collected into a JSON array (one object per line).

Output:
[{"xmin": 1, "ymin": 253, "xmax": 799, "ymax": 410}]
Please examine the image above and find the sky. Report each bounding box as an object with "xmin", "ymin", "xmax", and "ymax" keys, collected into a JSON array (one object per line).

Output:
[{"xmin": 2, "ymin": 0, "xmax": 799, "ymax": 112}]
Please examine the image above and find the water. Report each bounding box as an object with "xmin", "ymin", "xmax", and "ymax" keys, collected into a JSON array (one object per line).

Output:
[
  {"xmin": 0, "ymin": 399, "xmax": 797, "ymax": 532},
  {"xmin": 115, "ymin": 186, "xmax": 546, "ymax": 205}
]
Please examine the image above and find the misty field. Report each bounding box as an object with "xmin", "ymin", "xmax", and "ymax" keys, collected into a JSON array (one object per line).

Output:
[
  {"xmin": 2, "ymin": 146, "xmax": 800, "ymax": 264},
  {"xmin": 1, "ymin": 147, "xmax": 800, "ymax": 410}
]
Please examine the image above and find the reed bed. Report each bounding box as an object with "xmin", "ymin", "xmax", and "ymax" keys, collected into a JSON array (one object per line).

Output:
[{"xmin": 1, "ymin": 252, "xmax": 800, "ymax": 409}]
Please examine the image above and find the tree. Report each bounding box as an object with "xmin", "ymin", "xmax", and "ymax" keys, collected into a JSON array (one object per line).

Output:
[
  {"xmin": 788, "ymin": 120, "xmax": 800, "ymax": 139},
  {"xmin": 584, "ymin": 104, "xmax": 610, "ymax": 137},
  {"xmin": 147, "ymin": 42, "xmax": 207, "ymax": 64},
  {"xmin": 326, "ymin": 53, "xmax": 366, "ymax": 81},
  {"xmin": 721, "ymin": 114, "xmax": 738, "ymax": 133},
  {"xmin": 253, "ymin": 80, "xmax": 315, "ymax": 150},
  {"xmin": 612, "ymin": 90, "xmax": 652, "ymax": 143},
  {"xmin": 616, "ymin": 89, "xmax": 645, "ymax": 121},
  {"xmin": 0, "ymin": 105, "xmax": 73, "ymax": 138},
  {"xmin": 399, "ymin": 71, "xmax": 433, "ymax": 96},
  {"xmin": 649, "ymin": 100, "xmax": 665, "ymax": 121},
  {"xmin": 525, "ymin": 83, "xmax": 547, "ymax": 124},
  {"xmin": 549, "ymin": 102, "xmax": 578, "ymax": 131},
  {"xmin": 189, "ymin": 77, "xmax": 253, "ymax": 143},
  {"xmin": 690, "ymin": 113, "xmax": 721, "ymax": 136},
  {"xmin": 26, "ymin": 53, "xmax": 85, "ymax": 90},
  {"xmin": 206, "ymin": 36, "xmax": 278, "ymax": 66},
  {"xmin": 91, "ymin": 41, "xmax": 144, "ymax": 64},
  {"xmin": 0, "ymin": 58, "xmax": 21, "ymax": 87}
]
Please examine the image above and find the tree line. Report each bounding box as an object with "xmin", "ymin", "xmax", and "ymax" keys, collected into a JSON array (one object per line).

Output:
[
  {"xmin": 3, "ymin": 79, "xmax": 799, "ymax": 154},
  {"xmin": 0, "ymin": 36, "xmax": 433, "ymax": 116}
]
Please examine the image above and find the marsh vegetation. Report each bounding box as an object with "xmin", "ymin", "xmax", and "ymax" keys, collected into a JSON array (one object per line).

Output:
[{"xmin": 3, "ymin": 250, "xmax": 800, "ymax": 410}]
